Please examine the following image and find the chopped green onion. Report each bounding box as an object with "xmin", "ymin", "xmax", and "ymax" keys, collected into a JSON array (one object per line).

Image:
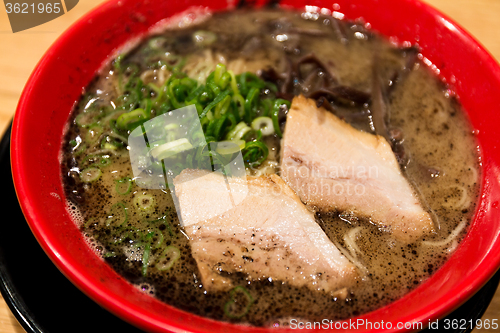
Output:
[
  {"xmin": 164, "ymin": 123, "xmax": 179, "ymax": 131},
  {"xmin": 155, "ymin": 246, "xmax": 181, "ymax": 271},
  {"xmin": 271, "ymin": 99, "xmax": 290, "ymax": 138},
  {"xmin": 99, "ymin": 156, "xmax": 112, "ymax": 167},
  {"xmin": 227, "ymin": 70, "xmax": 239, "ymax": 95},
  {"xmin": 83, "ymin": 217, "xmax": 96, "ymax": 229},
  {"xmin": 232, "ymin": 94, "xmax": 245, "ymax": 117},
  {"xmin": 260, "ymin": 99, "xmax": 273, "ymax": 117},
  {"xmin": 80, "ymin": 167, "xmax": 102, "ymax": 182},
  {"xmin": 251, "ymin": 117, "xmax": 274, "ymax": 136},
  {"xmin": 224, "ymin": 286, "xmax": 254, "ymax": 319},
  {"xmin": 133, "ymin": 193, "xmax": 156, "ymax": 212},
  {"xmin": 244, "ymin": 87, "xmax": 260, "ymax": 123},
  {"xmin": 226, "ymin": 121, "xmax": 251, "ymax": 141},
  {"xmin": 110, "ymin": 227, "xmax": 134, "ymax": 245},
  {"xmin": 214, "ymin": 94, "xmax": 231, "ymax": 118},
  {"xmin": 115, "ymin": 177, "xmax": 132, "ymax": 195},
  {"xmin": 214, "ymin": 64, "xmax": 227, "ymax": 85},
  {"xmin": 75, "ymin": 146, "xmax": 87, "ymax": 158},
  {"xmin": 167, "ymin": 79, "xmax": 186, "ymax": 109},
  {"xmin": 211, "ymin": 114, "xmax": 229, "ymax": 140},
  {"xmin": 205, "ymin": 110, "xmax": 214, "ymax": 121},
  {"xmin": 218, "ymin": 72, "xmax": 231, "ymax": 90},
  {"xmin": 114, "ymin": 54, "xmax": 125, "ymax": 93},
  {"xmin": 106, "ymin": 202, "xmax": 128, "ymax": 227},
  {"xmin": 149, "ymin": 138, "xmax": 193, "ymax": 161},
  {"xmin": 142, "ymin": 243, "xmax": 151, "ymax": 277},
  {"xmin": 199, "ymin": 90, "xmax": 231, "ymax": 120},
  {"xmin": 147, "ymin": 82, "xmax": 162, "ymax": 94},
  {"xmin": 216, "ymin": 140, "xmax": 243, "ymax": 155},
  {"xmin": 116, "ymin": 108, "xmax": 149, "ymax": 131},
  {"xmin": 101, "ymin": 110, "xmax": 127, "ymax": 124},
  {"xmin": 85, "ymin": 125, "xmax": 103, "ymax": 144},
  {"xmin": 151, "ymin": 230, "xmax": 164, "ymax": 249},
  {"xmin": 114, "ymin": 54, "xmax": 124, "ymax": 71},
  {"xmin": 163, "ymin": 218, "xmax": 174, "ymax": 237},
  {"xmin": 90, "ymin": 58, "xmax": 285, "ymax": 176},
  {"xmin": 103, "ymin": 251, "xmax": 116, "ymax": 258},
  {"xmin": 102, "ymin": 143, "xmax": 117, "ymax": 150},
  {"xmin": 243, "ymin": 141, "xmax": 269, "ymax": 167},
  {"xmin": 233, "ymin": 139, "xmax": 246, "ymax": 150},
  {"xmin": 142, "ymin": 98, "xmax": 153, "ymax": 116},
  {"xmin": 83, "ymin": 154, "xmax": 111, "ymax": 168}
]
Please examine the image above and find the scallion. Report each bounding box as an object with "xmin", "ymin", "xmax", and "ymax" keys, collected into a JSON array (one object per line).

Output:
[
  {"xmin": 80, "ymin": 167, "xmax": 102, "ymax": 182},
  {"xmin": 251, "ymin": 117, "xmax": 274, "ymax": 136},
  {"xmin": 215, "ymin": 140, "xmax": 244, "ymax": 155},
  {"xmin": 155, "ymin": 246, "xmax": 181, "ymax": 271},
  {"xmin": 115, "ymin": 177, "xmax": 132, "ymax": 195},
  {"xmin": 133, "ymin": 193, "xmax": 156, "ymax": 213},
  {"xmin": 199, "ymin": 90, "xmax": 231, "ymax": 120},
  {"xmin": 149, "ymin": 138, "xmax": 193, "ymax": 161},
  {"xmin": 226, "ymin": 121, "xmax": 251, "ymax": 141},
  {"xmin": 106, "ymin": 202, "xmax": 128, "ymax": 226},
  {"xmin": 224, "ymin": 286, "xmax": 254, "ymax": 319},
  {"xmin": 83, "ymin": 154, "xmax": 111, "ymax": 168},
  {"xmin": 243, "ymin": 141, "xmax": 269, "ymax": 167},
  {"xmin": 85, "ymin": 124, "xmax": 104, "ymax": 144},
  {"xmin": 116, "ymin": 108, "xmax": 149, "ymax": 131},
  {"xmin": 271, "ymin": 99, "xmax": 290, "ymax": 138},
  {"xmin": 244, "ymin": 87, "xmax": 259, "ymax": 123},
  {"xmin": 142, "ymin": 243, "xmax": 151, "ymax": 277}
]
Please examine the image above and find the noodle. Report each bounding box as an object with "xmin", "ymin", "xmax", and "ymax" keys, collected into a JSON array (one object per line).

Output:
[{"xmin": 422, "ymin": 217, "xmax": 468, "ymax": 247}]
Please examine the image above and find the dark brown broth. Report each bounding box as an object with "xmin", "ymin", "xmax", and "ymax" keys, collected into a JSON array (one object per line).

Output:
[{"xmin": 60, "ymin": 9, "xmax": 480, "ymax": 326}]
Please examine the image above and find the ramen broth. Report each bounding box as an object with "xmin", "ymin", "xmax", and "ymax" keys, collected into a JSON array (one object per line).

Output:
[{"xmin": 60, "ymin": 9, "xmax": 480, "ymax": 326}]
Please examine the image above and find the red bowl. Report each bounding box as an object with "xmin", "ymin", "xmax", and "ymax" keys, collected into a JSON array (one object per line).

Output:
[{"xmin": 11, "ymin": 0, "xmax": 500, "ymax": 332}]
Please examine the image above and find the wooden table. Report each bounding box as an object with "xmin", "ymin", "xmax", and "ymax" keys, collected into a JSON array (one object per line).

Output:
[{"xmin": 0, "ymin": 0, "xmax": 499, "ymax": 332}]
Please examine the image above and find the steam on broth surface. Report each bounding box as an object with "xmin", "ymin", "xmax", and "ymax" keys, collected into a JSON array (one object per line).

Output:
[{"xmin": 60, "ymin": 9, "xmax": 480, "ymax": 326}]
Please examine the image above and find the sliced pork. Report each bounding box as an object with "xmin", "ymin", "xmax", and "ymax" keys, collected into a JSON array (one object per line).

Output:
[
  {"xmin": 280, "ymin": 95, "xmax": 434, "ymax": 242},
  {"xmin": 173, "ymin": 169, "xmax": 358, "ymax": 293}
]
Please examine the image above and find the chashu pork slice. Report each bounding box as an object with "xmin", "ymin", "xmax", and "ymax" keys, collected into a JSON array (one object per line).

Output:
[
  {"xmin": 173, "ymin": 169, "xmax": 358, "ymax": 294},
  {"xmin": 280, "ymin": 95, "xmax": 434, "ymax": 242}
]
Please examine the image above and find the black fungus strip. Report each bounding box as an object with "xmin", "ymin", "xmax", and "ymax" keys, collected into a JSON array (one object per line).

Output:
[
  {"xmin": 308, "ymin": 86, "xmax": 371, "ymax": 105},
  {"xmin": 387, "ymin": 46, "xmax": 420, "ymax": 96},
  {"xmin": 322, "ymin": 16, "xmax": 348, "ymax": 43},
  {"xmin": 370, "ymin": 57, "xmax": 390, "ymax": 142},
  {"xmin": 295, "ymin": 53, "xmax": 338, "ymax": 85}
]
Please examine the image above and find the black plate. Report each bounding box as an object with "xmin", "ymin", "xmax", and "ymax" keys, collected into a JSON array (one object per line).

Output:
[
  {"xmin": 1, "ymin": 123, "xmax": 143, "ymax": 333},
  {"xmin": 1, "ymin": 123, "xmax": 499, "ymax": 333}
]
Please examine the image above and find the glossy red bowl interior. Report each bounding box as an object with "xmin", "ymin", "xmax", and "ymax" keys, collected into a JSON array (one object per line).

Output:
[{"xmin": 11, "ymin": 0, "xmax": 500, "ymax": 332}]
